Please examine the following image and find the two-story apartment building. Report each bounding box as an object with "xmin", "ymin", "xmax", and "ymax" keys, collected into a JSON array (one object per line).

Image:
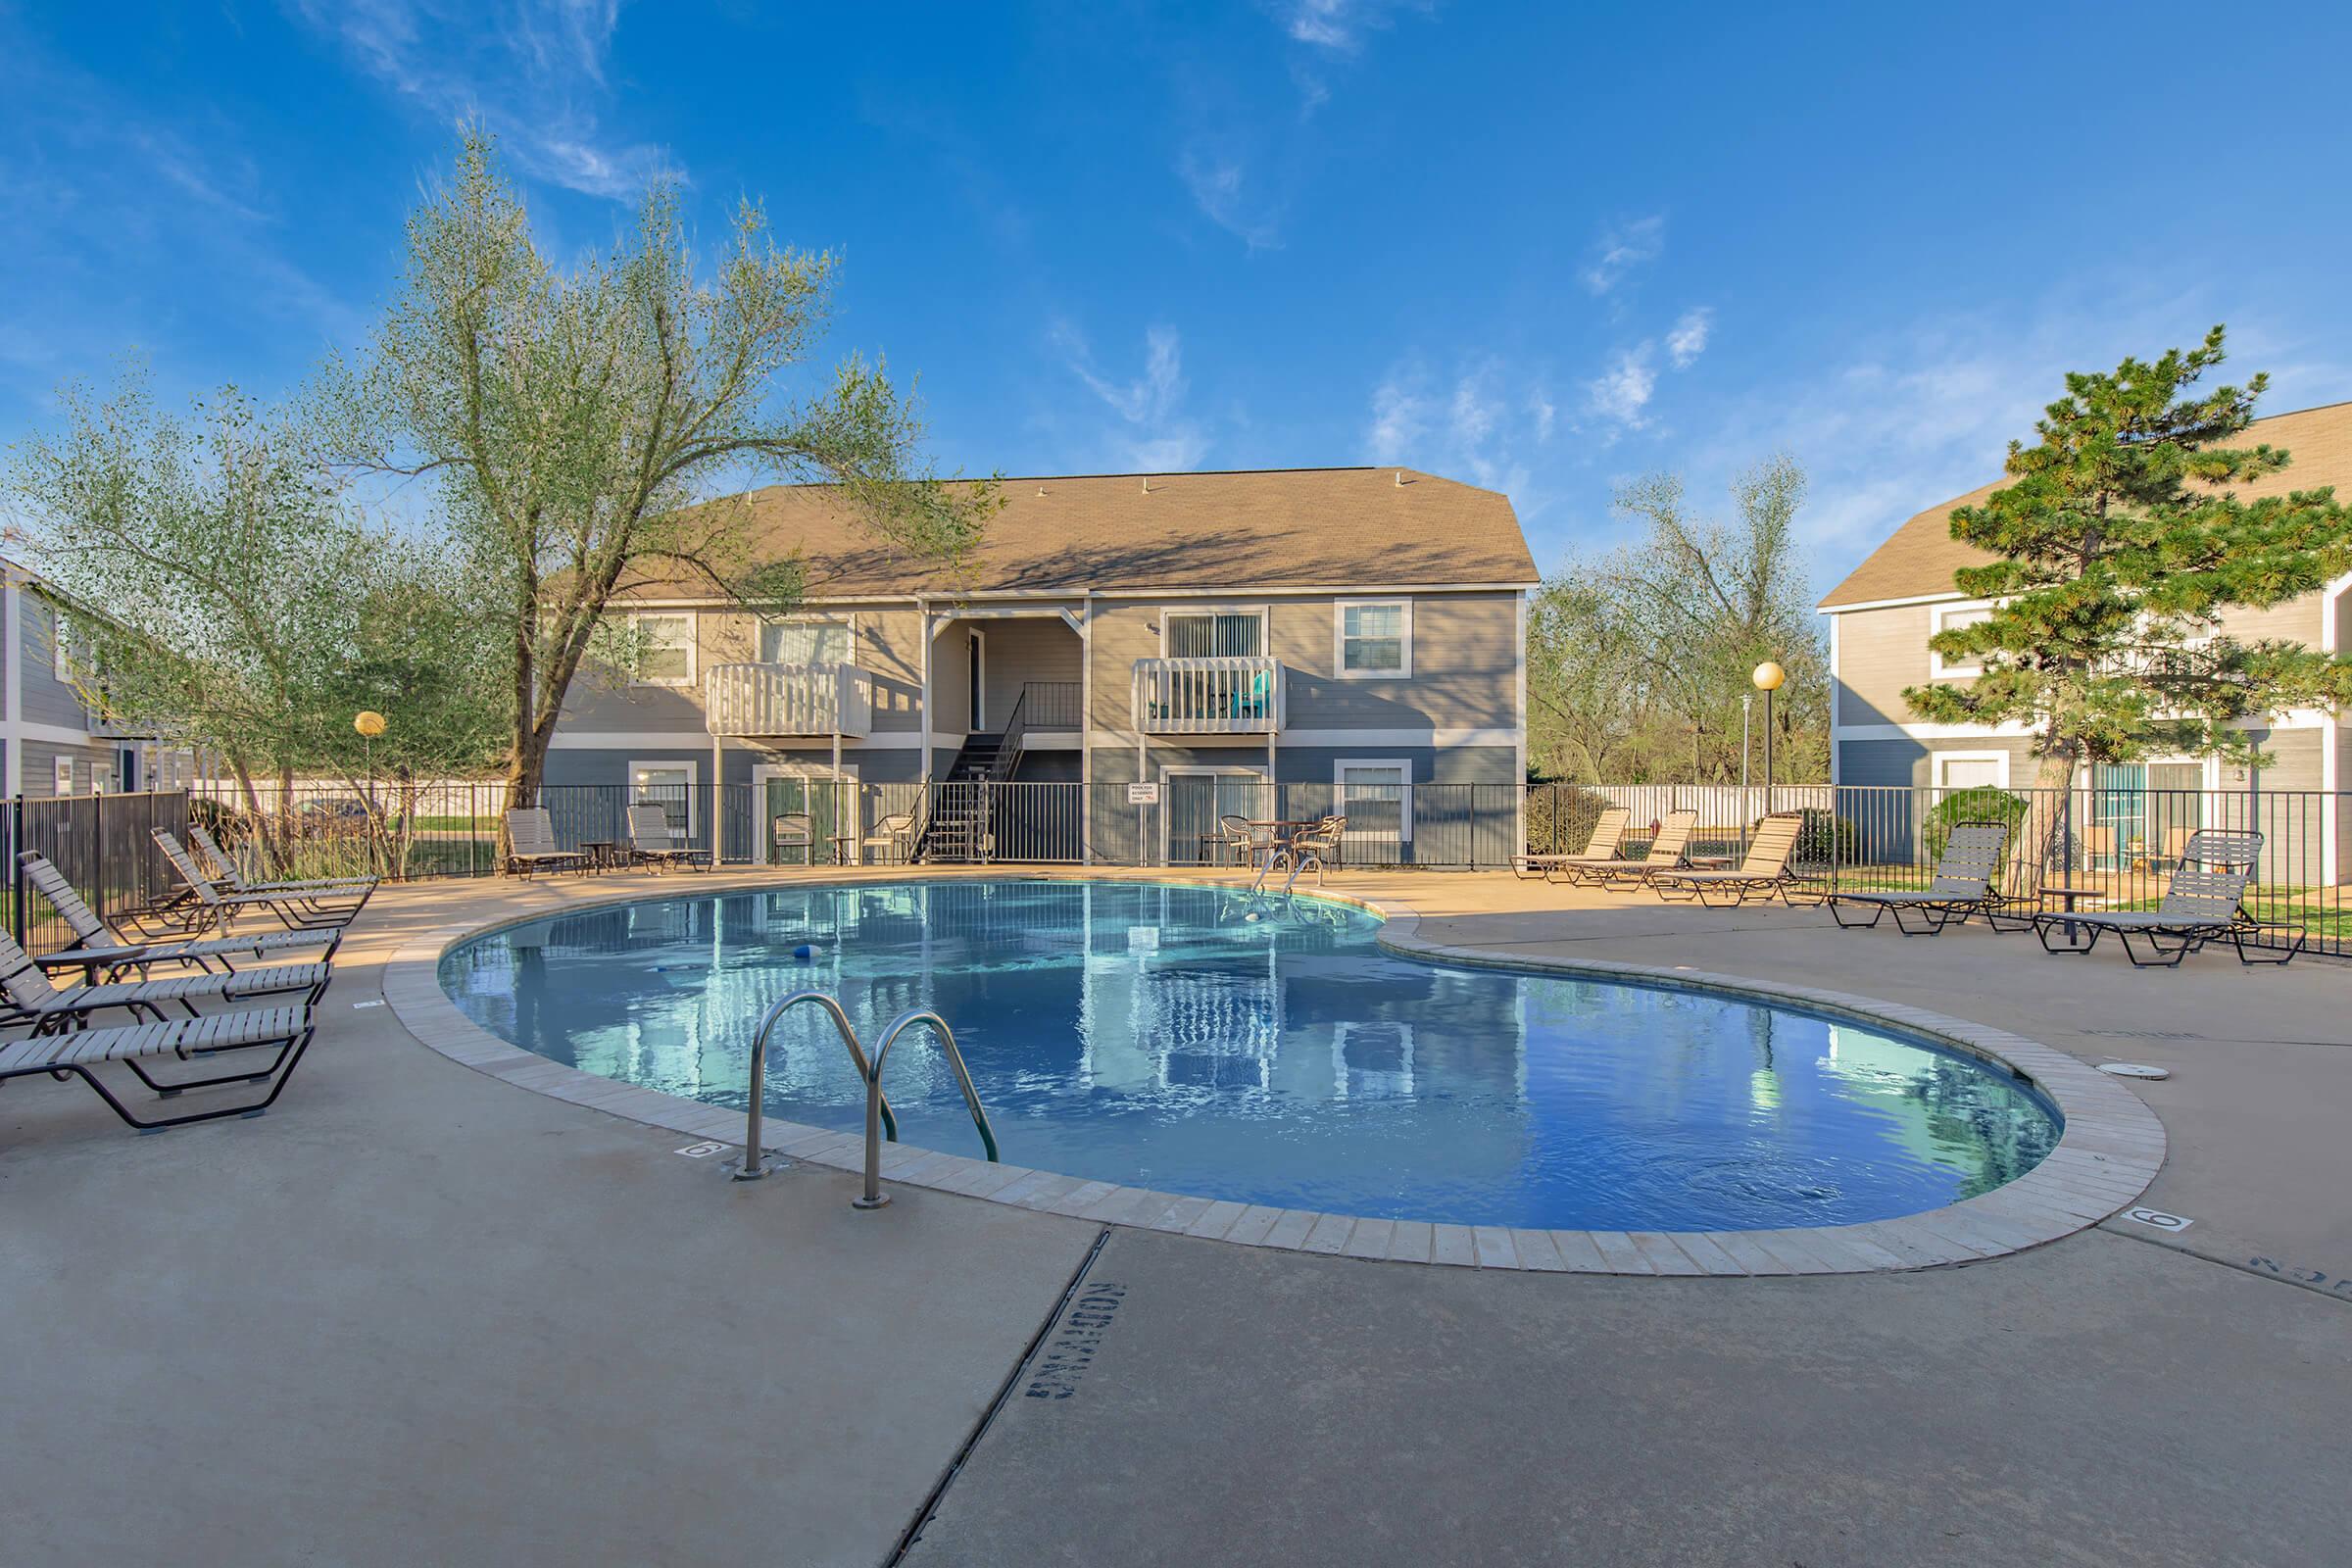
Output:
[
  {"xmin": 1821, "ymin": 399, "xmax": 2352, "ymax": 881},
  {"xmin": 1, "ymin": 560, "xmax": 189, "ymax": 798},
  {"xmin": 546, "ymin": 466, "xmax": 1537, "ymax": 863}
]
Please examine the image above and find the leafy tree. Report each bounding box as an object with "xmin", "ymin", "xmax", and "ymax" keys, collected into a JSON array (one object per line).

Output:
[
  {"xmin": 326, "ymin": 130, "xmax": 998, "ymax": 806},
  {"xmin": 1904, "ymin": 326, "xmax": 2352, "ymax": 863},
  {"xmin": 1529, "ymin": 456, "xmax": 1828, "ymax": 784},
  {"xmin": 4, "ymin": 368, "xmax": 507, "ymax": 871}
]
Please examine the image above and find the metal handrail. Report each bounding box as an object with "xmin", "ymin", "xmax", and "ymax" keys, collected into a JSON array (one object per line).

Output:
[
  {"xmin": 733, "ymin": 992, "xmax": 1000, "ymax": 1210},
  {"xmin": 855, "ymin": 1008, "xmax": 1000, "ymax": 1209},
  {"xmin": 734, "ymin": 991, "xmax": 899, "ymax": 1181}
]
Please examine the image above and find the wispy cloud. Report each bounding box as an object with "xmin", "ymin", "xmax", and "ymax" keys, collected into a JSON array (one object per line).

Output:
[
  {"xmin": 1667, "ymin": 307, "xmax": 1713, "ymax": 368},
  {"xmin": 1581, "ymin": 215, "xmax": 1664, "ymax": 295},
  {"xmin": 1177, "ymin": 148, "xmax": 1283, "ymax": 250},
  {"xmin": 1275, "ymin": 0, "xmax": 1430, "ymax": 51},
  {"xmin": 291, "ymin": 0, "xmax": 676, "ymax": 199},
  {"xmin": 1052, "ymin": 321, "xmax": 1210, "ymax": 471},
  {"xmin": 1585, "ymin": 348, "xmax": 1657, "ymax": 432},
  {"xmin": 1365, "ymin": 357, "xmax": 1545, "ymax": 504}
]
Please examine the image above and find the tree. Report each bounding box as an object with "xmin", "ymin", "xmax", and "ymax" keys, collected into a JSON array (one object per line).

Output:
[
  {"xmin": 1528, "ymin": 456, "xmax": 1829, "ymax": 784},
  {"xmin": 1904, "ymin": 326, "xmax": 2352, "ymax": 863},
  {"xmin": 327, "ymin": 130, "xmax": 998, "ymax": 806},
  {"xmin": 4, "ymin": 367, "xmax": 508, "ymax": 872}
]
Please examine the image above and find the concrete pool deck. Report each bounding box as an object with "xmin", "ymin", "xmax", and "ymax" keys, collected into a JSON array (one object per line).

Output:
[{"xmin": 5, "ymin": 867, "xmax": 2349, "ymax": 1566}]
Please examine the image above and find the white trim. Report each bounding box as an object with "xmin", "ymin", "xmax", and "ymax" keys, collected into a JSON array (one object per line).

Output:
[
  {"xmin": 751, "ymin": 759, "xmax": 859, "ymax": 863},
  {"xmin": 1334, "ymin": 757, "xmax": 1414, "ymax": 843},
  {"xmin": 1819, "ymin": 589, "xmax": 1969, "ymax": 614},
  {"xmin": 1157, "ymin": 604, "xmax": 1269, "ymax": 659},
  {"xmin": 1512, "ymin": 588, "xmax": 1527, "ymax": 854},
  {"xmin": 558, "ymin": 724, "xmax": 1528, "ymax": 754},
  {"xmin": 965, "ymin": 626, "xmax": 987, "ymax": 731},
  {"xmin": 1079, "ymin": 726, "xmax": 1519, "ymax": 751},
  {"xmin": 627, "ymin": 757, "xmax": 700, "ymax": 834},
  {"xmin": 1826, "ymin": 612, "xmax": 1841, "ymax": 788},
  {"xmin": 608, "ymin": 581, "xmax": 1540, "ymax": 610},
  {"xmin": 1839, "ymin": 712, "xmax": 2332, "ymax": 744},
  {"xmin": 53, "ymin": 755, "xmax": 74, "ymax": 797},
  {"xmin": 550, "ymin": 730, "xmax": 724, "ymax": 750},
  {"xmin": 628, "ymin": 610, "xmax": 698, "ymax": 687},
  {"xmin": 1334, "ymin": 597, "xmax": 1412, "ymax": 680},
  {"xmin": 1928, "ymin": 599, "xmax": 1994, "ymax": 679},
  {"xmin": 1931, "ymin": 750, "xmax": 2010, "ymax": 791}
]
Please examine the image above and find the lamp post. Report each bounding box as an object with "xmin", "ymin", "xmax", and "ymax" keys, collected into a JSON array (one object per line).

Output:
[
  {"xmin": 1740, "ymin": 693, "xmax": 1754, "ymax": 794},
  {"xmin": 354, "ymin": 710, "xmax": 387, "ymax": 873},
  {"xmin": 1751, "ymin": 662, "xmax": 1786, "ymax": 814}
]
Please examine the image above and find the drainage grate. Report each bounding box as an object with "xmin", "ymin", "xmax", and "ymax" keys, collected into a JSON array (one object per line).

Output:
[{"xmin": 2097, "ymin": 1062, "xmax": 2171, "ymax": 1080}]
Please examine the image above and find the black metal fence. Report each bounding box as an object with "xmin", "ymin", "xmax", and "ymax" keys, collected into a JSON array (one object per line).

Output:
[{"xmin": 7, "ymin": 779, "xmax": 2338, "ymax": 960}]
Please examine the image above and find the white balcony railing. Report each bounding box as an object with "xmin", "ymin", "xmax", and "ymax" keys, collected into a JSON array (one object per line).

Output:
[
  {"xmin": 704, "ymin": 662, "xmax": 873, "ymax": 738},
  {"xmin": 1132, "ymin": 656, "xmax": 1281, "ymax": 735}
]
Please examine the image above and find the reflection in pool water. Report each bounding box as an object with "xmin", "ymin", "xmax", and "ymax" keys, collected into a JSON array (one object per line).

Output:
[{"xmin": 438, "ymin": 880, "xmax": 2059, "ymax": 1231}]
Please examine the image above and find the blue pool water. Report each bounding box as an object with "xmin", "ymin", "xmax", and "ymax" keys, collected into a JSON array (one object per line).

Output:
[{"xmin": 437, "ymin": 880, "xmax": 2059, "ymax": 1231}]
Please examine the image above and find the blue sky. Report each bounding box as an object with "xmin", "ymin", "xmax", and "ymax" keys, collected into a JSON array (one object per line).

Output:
[{"xmin": 6, "ymin": 1, "xmax": 2351, "ymax": 591}]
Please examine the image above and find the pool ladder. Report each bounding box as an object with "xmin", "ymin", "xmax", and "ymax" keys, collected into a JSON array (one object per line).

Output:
[{"xmin": 733, "ymin": 992, "xmax": 1000, "ymax": 1209}]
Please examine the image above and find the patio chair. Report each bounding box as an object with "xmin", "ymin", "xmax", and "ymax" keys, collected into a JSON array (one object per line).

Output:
[
  {"xmin": 1220, "ymin": 813, "xmax": 1279, "ymax": 870},
  {"xmin": 771, "ymin": 811, "xmax": 815, "ymax": 866},
  {"xmin": 0, "ymin": 926, "xmax": 334, "ymax": 1035},
  {"xmin": 1280, "ymin": 815, "xmax": 1346, "ymax": 888},
  {"xmin": 502, "ymin": 808, "xmax": 589, "ymax": 879},
  {"xmin": 1595, "ymin": 809, "xmax": 1704, "ymax": 890},
  {"xmin": 1512, "ymin": 806, "xmax": 1633, "ymax": 882},
  {"xmin": 19, "ymin": 852, "xmax": 340, "ymax": 982},
  {"xmin": 860, "ymin": 810, "xmax": 918, "ymax": 865},
  {"xmin": 0, "ymin": 1002, "xmax": 317, "ymax": 1131},
  {"xmin": 1651, "ymin": 813, "xmax": 1808, "ymax": 907},
  {"xmin": 186, "ymin": 823, "xmax": 377, "ymax": 903},
  {"xmin": 2032, "ymin": 830, "xmax": 2297, "ymax": 966},
  {"xmin": 151, "ymin": 832, "xmax": 364, "ymax": 933},
  {"xmin": 626, "ymin": 804, "xmax": 710, "ymax": 872},
  {"xmin": 1828, "ymin": 821, "xmax": 2012, "ymax": 936}
]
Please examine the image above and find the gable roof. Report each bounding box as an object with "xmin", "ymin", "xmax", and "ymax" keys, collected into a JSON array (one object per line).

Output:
[
  {"xmin": 1818, "ymin": 400, "xmax": 2352, "ymax": 610},
  {"xmin": 618, "ymin": 466, "xmax": 1536, "ymax": 600}
]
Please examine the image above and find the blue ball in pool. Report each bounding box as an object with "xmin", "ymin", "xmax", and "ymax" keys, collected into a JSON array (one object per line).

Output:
[{"xmin": 793, "ymin": 943, "xmax": 815, "ymax": 961}]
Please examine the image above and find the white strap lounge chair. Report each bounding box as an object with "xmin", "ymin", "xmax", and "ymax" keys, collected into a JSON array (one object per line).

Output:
[
  {"xmin": 502, "ymin": 808, "xmax": 589, "ymax": 878},
  {"xmin": 626, "ymin": 804, "xmax": 710, "ymax": 871},
  {"xmin": 1651, "ymin": 813, "xmax": 1809, "ymax": 907},
  {"xmin": 0, "ymin": 926, "xmax": 334, "ymax": 1034},
  {"xmin": 2032, "ymin": 830, "xmax": 2297, "ymax": 966},
  {"xmin": 1513, "ymin": 806, "xmax": 1634, "ymax": 883},
  {"xmin": 0, "ymin": 1002, "xmax": 316, "ymax": 1130},
  {"xmin": 19, "ymin": 853, "xmax": 339, "ymax": 980},
  {"xmin": 1828, "ymin": 821, "xmax": 2012, "ymax": 935}
]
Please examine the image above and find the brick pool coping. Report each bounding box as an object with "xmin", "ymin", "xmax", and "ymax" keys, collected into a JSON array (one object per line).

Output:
[{"xmin": 378, "ymin": 868, "xmax": 2165, "ymax": 1277}]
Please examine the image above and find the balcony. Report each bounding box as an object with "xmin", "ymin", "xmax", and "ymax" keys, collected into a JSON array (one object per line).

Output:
[
  {"xmin": 1131, "ymin": 656, "xmax": 1282, "ymax": 735},
  {"xmin": 704, "ymin": 662, "xmax": 873, "ymax": 738}
]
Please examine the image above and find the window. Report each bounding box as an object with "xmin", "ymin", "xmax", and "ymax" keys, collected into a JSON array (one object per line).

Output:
[
  {"xmin": 1935, "ymin": 753, "xmax": 2007, "ymax": 792},
  {"xmin": 1930, "ymin": 602, "xmax": 1993, "ymax": 679},
  {"xmin": 50, "ymin": 607, "xmax": 74, "ymax": 683},
  {"xmin": 632, "ymin": 613, "xmax": 696, "ymax": 685},
  {"xmin": 629, "ymin": 759, "xmax": 698, "ymax": 835},
  {"xmin": 760, "ymin": 616, "xmax": 853, "ymax": 665},
  {"xmin": 53, "ymin": 757, "xmax": 74, "ymax": 797},
  {"xmin": 1162, "ymin": 610, "xmax": 1262, "ymax": 659},
  {"xmin": 1335, "ymin": 760, "xmax": 1412, "ymax": 854},
  {"xmin": 1336, "ymin": 599, "xmax": 1411, "ymax": 678}
]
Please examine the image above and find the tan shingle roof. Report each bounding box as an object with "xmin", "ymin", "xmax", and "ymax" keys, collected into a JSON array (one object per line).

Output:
[
  {"xmin": 619, "ymin": 466, "xmax": 1536, "ymax": 599},
  {"xmin": 1818, "ymin": 400, "xmax": 2352, "ymax": 609}
]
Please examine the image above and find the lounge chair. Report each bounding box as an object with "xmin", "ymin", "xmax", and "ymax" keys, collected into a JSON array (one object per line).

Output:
[
  {"xmin": 151, "ymin": 832, "xmax": 364, "ymax": 933},
  {"xmin": 0, "ymin": 927, "xmax": 334, "ymax": 1034},
  {"xmin": 2032, "ymin": 830, "xmax": 2297, "ymax": 966},
  {"xmin": 1512, "ymin": 806, "xmax": 1633, "ymax": 882},
  {"xmin": 1828, "ymin": 821, "xmax": 2012, "ymax": 935},
  {"xmin": 1595, "ymin": 809, "xmax": 1709, "ymax": 890},
  {"xmin": 503, "ymin": 808, "xmax": 589, "ymax": 878},
  {"xmin": 0, "ymin": 1002, "xmax": 317, "ymax": 1130},
  {"xmin": 19, "ymin": 852, "xmax": 340, "ymax": 982},
  {"xmin": 187, "ymin": 823, "xmax": 378, "ymax": 902},
  {"xmin": 1651, "ymin": 813, "xmax": 1808, "ymax": 906},
  {"xmin": 626, "ymin": 804, "xmax": 710, "ymax": 871}
]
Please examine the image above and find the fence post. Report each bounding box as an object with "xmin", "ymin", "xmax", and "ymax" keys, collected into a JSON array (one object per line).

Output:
[{"xmin": 8, "ymin": 796, "xmax": 23, "ymax": 949}]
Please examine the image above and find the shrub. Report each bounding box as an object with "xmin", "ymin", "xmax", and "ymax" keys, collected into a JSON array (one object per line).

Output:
[
  {"xmin": 1523, "ymin": 783, "xmax": 1614, "ymax": 856},
  {"xmin": 1923, "ymin": 786, "xmax": 2029, "ymax": 866},
  {"xmin": 1793, "ymin": 808, "xmax": 1858, "ymax": 867}
]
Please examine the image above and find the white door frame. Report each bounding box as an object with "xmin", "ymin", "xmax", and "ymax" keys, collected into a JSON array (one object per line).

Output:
[
  {"xmin": 967, "ymin": 628, "xmax": 987, "ymax": 732},
  {"xmin": 1157, "ymin": 762, "xmax": 1269, "ymax": 865},
  {"xmin": 752, "ymin": 760, "xmax": 860, "ymax": 862}
]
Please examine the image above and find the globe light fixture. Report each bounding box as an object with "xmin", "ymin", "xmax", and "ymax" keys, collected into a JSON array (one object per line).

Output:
[
  {"xmin": 1751, "ymin": 662, "xmax": 1786, "ymax": 811},
  {"xmin": 353, "ymin": 710, "xmax": 388, "ymax": 738}
]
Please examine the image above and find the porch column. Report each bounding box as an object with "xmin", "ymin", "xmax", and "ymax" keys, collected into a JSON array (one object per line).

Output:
[
  {"xmin": 918, "ymin": 600, "xmax": 933, "ymax": 785},
  {"xmin": 1080, "ymin": 593, "xmax": 1095, "ymax": 864}
]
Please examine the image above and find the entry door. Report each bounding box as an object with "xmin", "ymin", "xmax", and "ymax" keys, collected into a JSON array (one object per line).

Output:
[
  {"xmin": 1167, "ymin": 773, "xmax": 1267, "ymax": 865},
  {"xmin": 967, "ymin": 631, "xmax": 986, "ymax": 732},
  {"xmin": 760, "ymin": 772, "xmax": 847, "ymax": 865}
]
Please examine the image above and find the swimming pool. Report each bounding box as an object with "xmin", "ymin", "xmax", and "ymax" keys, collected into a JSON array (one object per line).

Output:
[{"xmin": 437, "ymin": 879, "xmax": 2059, "ymax": 1231}]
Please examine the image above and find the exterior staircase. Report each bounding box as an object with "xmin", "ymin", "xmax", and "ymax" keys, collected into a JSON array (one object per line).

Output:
[{"xmin": 913, "ymin": 735, "xmax": 1005, "ymax": 861}]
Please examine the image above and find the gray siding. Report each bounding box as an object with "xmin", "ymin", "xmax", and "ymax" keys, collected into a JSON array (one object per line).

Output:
[{"xmin": 20, "ymin": 596, "xmax": 93, "ymax": 730}]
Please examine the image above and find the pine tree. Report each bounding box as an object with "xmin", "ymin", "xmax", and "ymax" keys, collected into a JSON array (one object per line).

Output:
[{"xmin": 1904, "ymin": 326, "xmax": 2352, "ymax": 866}]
